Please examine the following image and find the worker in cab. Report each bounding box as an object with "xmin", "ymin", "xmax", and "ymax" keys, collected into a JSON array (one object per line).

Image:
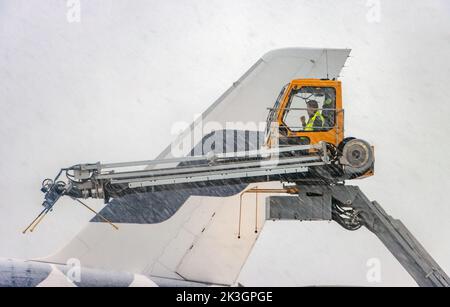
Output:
[{"xmin": 300, "ymin": 100, "xmax": 324, "ymax": 131}]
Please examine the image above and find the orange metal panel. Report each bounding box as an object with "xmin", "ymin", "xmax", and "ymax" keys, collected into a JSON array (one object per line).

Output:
[{"xmin": 276, "ymin": 79, "xmax": 344, "ymax": 147}]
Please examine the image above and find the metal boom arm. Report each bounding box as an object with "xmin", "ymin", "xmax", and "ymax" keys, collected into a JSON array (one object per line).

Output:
[
  {"xmin": 266, "ymin": 185, "xmax": 450, "ymax": 287},
  {"xmin": 349, "ymin": 188, "xmax": 449, "ymax": 287}
]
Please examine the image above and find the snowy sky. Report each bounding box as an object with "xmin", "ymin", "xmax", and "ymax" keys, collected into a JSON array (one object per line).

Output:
[{"xmin": 0, "ymin": 0, "xmax": 449, "ymax": 286}]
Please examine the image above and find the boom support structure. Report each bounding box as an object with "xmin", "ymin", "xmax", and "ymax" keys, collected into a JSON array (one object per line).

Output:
[{"xmin": 266, "ymin": 185, "xmax": 450, "ymax": 287}]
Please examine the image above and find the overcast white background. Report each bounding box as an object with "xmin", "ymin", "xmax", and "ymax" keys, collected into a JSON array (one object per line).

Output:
[{"xmin": 0, "ymin": 0, "xmax": 449, "ymax": 286}]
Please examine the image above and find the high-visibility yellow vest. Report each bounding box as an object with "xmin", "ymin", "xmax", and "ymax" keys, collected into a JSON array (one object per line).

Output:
[{"xmin": 305, "ymin": 111, "xmax": 325, "ymax": 131}]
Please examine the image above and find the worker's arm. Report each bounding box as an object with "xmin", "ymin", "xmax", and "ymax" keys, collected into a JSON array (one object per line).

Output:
[{"xmin": 300, "ymin": 116, "xmax": 306, "ymax": 128}]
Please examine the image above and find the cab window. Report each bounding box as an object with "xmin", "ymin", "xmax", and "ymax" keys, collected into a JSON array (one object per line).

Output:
[
  {"xmin": 265, "ymin": 84, "xmax": 288, "ymax": 137},
  {"xmin": 282, "ymin": 86, "xmax": 336, "ymax": 132}
]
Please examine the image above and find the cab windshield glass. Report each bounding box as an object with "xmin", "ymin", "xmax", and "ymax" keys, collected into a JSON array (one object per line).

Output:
[{"xmin": 282, "ymin": 86, "xmax": 336, "ymax": 132}]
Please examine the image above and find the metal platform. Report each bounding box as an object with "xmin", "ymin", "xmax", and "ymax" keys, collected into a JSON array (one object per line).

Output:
[{"xmin": 69, "ymin": 143, "xmax": 328, "ymax": 192}]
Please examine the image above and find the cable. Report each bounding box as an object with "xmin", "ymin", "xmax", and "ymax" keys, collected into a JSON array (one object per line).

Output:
[{"xmin": 332, "ymin": 202, "xmax": 362, "ymax": 231}]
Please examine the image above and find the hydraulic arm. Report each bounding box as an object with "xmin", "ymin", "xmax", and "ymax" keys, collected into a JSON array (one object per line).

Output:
[{"xmin": 266, "ymin": 185, "xmax": 450, "ymax": 287}]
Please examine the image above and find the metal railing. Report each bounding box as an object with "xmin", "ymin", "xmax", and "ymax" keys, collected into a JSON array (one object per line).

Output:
[{"xmin": 264, "ymin": 108, "xmax": 344, "ymax": 146}]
